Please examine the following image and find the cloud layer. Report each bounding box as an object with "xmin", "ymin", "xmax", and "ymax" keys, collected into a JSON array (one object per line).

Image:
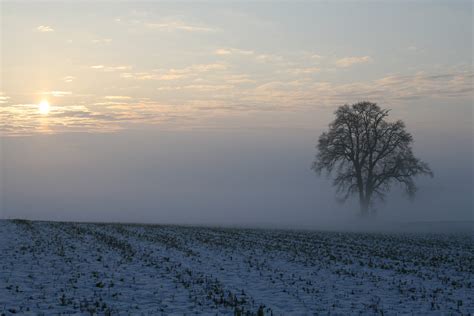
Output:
[
  {"xmin": 1, "ymin": 68, "xmax": 471, "ymax": 136},
  {"xmin": 335, "ymin": 56, "xmax": 372, "ymax": 68}
]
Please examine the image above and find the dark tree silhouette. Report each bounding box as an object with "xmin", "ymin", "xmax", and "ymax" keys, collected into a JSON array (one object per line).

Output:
[{"xmin": 312, "ymin": 101, "xmax": 433, "ymax": 216}]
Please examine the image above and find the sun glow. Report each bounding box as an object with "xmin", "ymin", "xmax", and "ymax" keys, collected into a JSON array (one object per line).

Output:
[{"xmin": 39, "ymin": 100, "xmax": 50, "ymax": 114}]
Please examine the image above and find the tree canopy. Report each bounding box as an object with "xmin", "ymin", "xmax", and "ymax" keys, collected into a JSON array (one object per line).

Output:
[{"xmin": 312, "ymin": 101, "xmax": 433, "ymax": 215}]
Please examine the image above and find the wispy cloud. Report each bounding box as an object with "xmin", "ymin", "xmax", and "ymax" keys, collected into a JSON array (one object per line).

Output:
[
  {"xmin": 63, "ymin": 76, "xmax": 75, "ymax": 83},
  {"xmin": 42, "ymin": 91, "xmax": 72, "ymax": 97},
  {"xmin": 191, "ymin": 64, "xmax": 227, "ymax": 72},
  {"xmin": 146, "ymin": 19, "xmax": 216, "ymax": 32},
  {"xmin": 225, "ymin": 74, "xmax": 256, "ymax": 84},
  {"xmin": 255, "ymin": 54, "xmax": 284, "ymax": 63},
  {"xmin": 159, "ymin": 84, "xmax": 233, "ymax": 92},
  {"xmin": 0, "ymin": 93, "xmax": 10, "ymax": 104},
  {"xmin": 311, "ymin": 54, "xmax": 323, "ymax": 60},
  {"xmin": 285, "ymin": 67, "xmax": 321, "ymax": 75},
  {"xmin": 335, "ymin": 56, "xmax": 372, "ymax": 68},
  {"xmin": 214, "ymin": 48, "xmax": 254, "ymax": 56},
  {"xmin": 91, "ymin": 65, "xmax": 132, "ymax": 72},
  {"xmin": 120, "ymin": 63, "xmax": 227, "ymax": 81},
  {"xmin": 215, "ymin": 49, "xmax": 231, "ymax": 55},
  {"xmin": 120, "ymin": 72, "xmax": 156, "ymax": 80},
  {"xmin": 36, "ymin": 25, "xmax": 54, "ymax": 32},
  {"xmin": 92, "ymin": 38, "xmax": 113, "ymax": 44},
  {"xmin": 0, "ymin": 104, "xmax": 121, "ymax": 136},
  {"xmin": 245, "ymin": 70, "xmax": 473, "ymax": 107},
  {"xmin": 104, "ymin": 96, "xmax": 132, "ymax": 100}
]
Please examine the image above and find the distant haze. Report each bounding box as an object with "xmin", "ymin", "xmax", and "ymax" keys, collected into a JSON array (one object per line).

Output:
[{"xmin": 2, "ymin": 110, "xmax": 472, "ymax": 228}]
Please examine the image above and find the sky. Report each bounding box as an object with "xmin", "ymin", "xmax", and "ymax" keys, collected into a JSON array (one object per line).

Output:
[{"xmin": 0, "ymin": 1, "xmax": 472, "ymax": 227}]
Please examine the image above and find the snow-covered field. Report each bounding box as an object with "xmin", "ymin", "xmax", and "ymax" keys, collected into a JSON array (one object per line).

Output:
[{"xmin": 0, "ymin": 219, "xmax": 472, "ymax": 315}]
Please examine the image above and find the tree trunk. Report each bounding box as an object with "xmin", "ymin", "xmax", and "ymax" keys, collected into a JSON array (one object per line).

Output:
[
  {"xmin": 359, "ymin": 196, "xmax": 370, "ymax": 217},
  {"xmin": 355, "ymin": 166, "xmax": 368, "ymax": 217}
]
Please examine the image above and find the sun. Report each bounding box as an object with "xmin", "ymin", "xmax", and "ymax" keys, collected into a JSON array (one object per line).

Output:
[{"xmin": 39, "ymin": 100, "xmax": 50, "ymax": 114}]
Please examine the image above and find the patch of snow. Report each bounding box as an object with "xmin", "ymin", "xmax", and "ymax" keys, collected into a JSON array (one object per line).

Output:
[{"xmin": 0, "ymin": 220, "xmax": 472, "ymax": 315}]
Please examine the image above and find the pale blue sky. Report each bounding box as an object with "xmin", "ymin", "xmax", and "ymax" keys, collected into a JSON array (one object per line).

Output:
[{"xmin": 0, "ymin": 1, "xmax": 472, "ymax": 226}]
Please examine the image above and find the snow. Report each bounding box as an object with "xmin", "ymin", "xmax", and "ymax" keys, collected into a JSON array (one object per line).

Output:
[{"xmin": 0, "ymin": 219, "xmax": 472, "ymax": 315}]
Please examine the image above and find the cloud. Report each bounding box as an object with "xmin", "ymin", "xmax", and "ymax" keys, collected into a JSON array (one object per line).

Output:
[
  {"xmin": 159, "ymin": 84, "xmax": 233, "ymax": 92},
  {"xmin": 92, "ymin": 39, "xmax": 113, "ymax": 44},
  {"xmin": 146, "ymin": 19, "xmax": 215, "ymax": 32},
  {"xmin": 191, "ymin": 64, "xmax": 227, "ymax": 72},
  {"xmin": 104, "ymin": 96, "xmax": 132, "ymax": 100},
  {"xmin": 120, "ymin": 71, "xmax": 185, "ymax": 81},
  {"xmin": 63, "ymin": 76, "xmax": 75, "ymax": 83},
  {"xmin": 157, "ymin": 86, "xmax": 182, "ymax": 91},
  {"xmin": 0, "ymin": 104, "xmax": 124, "ymax": 136},
  {"xmin": 1, "ymin": 69, "xmax": 471, "ymax": 136},
  {"xmin": 120, "ymin": 72, "xmax": 155, "ymax": 80},
  {"xmin": 256, "ymin": 54, "xmax": 284, "ymax": 63},
  {"xmin": 214, "ymin": 48, "xmax": 254, "ymax": 56},
  {"xmin": 42, "ymin": 91, "xmax": 72, "ymax": 97},
  {"xmin": 120, "ymin": 63, "xmax": 227, "ymax": 81},
  {"xmin": 286, "ymin": 67, "xmax": 320, "ymax": 75},
  {"xmin": 374, "ymin": 71, "xmax": 473, "ymax": 100},
  {"xmin": 215, "ymin": 49, "xmax": 231, "ymax": 55},
  {"xmin": 159, "ymin": 74, "xmax": 186, "ymax": 81},
  {"xmin": 91, "ymin": 65, "xmax": 132, "ymax": 72},
  {"xmin": 244, "ymin": 70, "xmax": 473, "ymax": 107},
  {"xmin": 182, "ymin": 84, "xmax": 234, "ymax": 92},
  {"xmin": 225, "ymin": 74, "xmax": 256, "ymax": 84},
  {"xmin": 335, "ymin": 56, "xmax": 372, "ymax": 68},
  {"xmin": 0, "ymin": 99, "xmax": 197, "ymax": 136},
  {"xmin": 93, "ymin": 101, "xmax": 129, "ymax": 106},
  {"xmin": 107, "ymin": 66, "xmax": 131, "ymax": 71},
  {"xmin": 0, "ymin": 93, "xmax": 10, "ymax": 104},
  {"xmin": 36, "ymin": 25, "xmax": 54, "ymax": 32}
]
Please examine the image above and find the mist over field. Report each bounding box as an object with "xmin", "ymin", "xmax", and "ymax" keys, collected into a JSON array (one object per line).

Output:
[{"xmin": 1, "ymin": 116, "xmax": 472, "ymax": 230}]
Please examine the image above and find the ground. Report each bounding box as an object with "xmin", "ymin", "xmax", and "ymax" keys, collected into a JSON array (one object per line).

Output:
[{"xmin": 0, "ymin": 219, "xmax": 472, "ymax": 315}]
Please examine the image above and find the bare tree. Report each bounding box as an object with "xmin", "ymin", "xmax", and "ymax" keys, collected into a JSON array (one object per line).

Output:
[{"xmin": 312, "ymin": 101, "xmax": 433, "ymax": 216}]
